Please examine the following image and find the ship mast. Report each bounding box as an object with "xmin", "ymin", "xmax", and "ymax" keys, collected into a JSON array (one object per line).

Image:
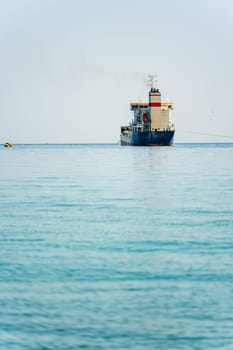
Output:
[{"xmin": 146, "ymin": 74, "xmax": 158, "ymax": 91}]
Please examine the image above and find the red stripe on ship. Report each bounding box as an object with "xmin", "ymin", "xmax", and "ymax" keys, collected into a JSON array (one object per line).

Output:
[
  {"xmin": 149, "ymin": 102, "xmax": 161, "ymax": 107},
  {"xmin": 149, "ymin": 93, "xmax": 161, "ymax": 96}
]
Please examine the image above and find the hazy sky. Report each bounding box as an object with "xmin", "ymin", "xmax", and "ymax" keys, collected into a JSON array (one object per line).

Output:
[{"xmin": 1, "ymin": 0, "xmax": 233, "ymax": 143}]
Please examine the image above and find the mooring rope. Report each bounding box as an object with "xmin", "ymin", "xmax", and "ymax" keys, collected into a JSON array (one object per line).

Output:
[{"xmin": 178, "ymin": 130, "xmax": 233, "ymax": 140}]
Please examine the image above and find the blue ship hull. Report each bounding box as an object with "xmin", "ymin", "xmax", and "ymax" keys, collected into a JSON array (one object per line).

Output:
[{"xmin": 121, "ymin": 130, "xmax": 175, "ymax": 146}]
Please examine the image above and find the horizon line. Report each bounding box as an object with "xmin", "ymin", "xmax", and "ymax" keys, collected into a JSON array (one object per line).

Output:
[{"xmin": 2, "ymin": 142, "xmax": 233, "ymax": 145}]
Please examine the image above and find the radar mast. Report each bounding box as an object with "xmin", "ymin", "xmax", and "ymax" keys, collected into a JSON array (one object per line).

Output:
[{"xmin": 146, "ymin": 74, "xmax": 158, "ymax": 90}]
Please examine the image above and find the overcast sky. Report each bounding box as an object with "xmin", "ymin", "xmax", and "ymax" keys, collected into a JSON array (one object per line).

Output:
[{"xmin": 1, "ymin": 0, "xmax": 233, "ymax": 143}]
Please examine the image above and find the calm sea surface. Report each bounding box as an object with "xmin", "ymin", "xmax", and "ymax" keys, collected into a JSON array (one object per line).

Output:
[{"xmin": 0, "ymin": 143, "xmax": 233, "ymax": 349}]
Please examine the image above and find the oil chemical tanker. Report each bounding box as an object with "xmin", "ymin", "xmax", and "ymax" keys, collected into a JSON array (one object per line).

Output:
[{"xmin": 120, "ymin": 75, "xmax": 175, "ymax": 146}]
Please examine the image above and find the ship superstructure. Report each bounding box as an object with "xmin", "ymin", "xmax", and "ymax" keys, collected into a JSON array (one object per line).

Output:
[{"xmin": 120, "ymin": 75, "xmax": 175, "ymax": 146}]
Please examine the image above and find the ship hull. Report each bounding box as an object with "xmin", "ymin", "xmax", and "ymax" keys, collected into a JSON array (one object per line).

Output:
[{"xmin": 120, "ymin": 130, "xmax": 175, "ymax": 146}]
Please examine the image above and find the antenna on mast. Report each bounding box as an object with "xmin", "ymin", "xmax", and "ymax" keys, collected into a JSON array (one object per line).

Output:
[{"xmin": 145, "ymin": 74, "xmax": 158, "ymax": 89}]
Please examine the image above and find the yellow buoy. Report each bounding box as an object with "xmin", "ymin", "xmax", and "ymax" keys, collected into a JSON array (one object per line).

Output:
[{"xmin": 4, "ymin": 141, "xmax": 13, "ymax": 147}]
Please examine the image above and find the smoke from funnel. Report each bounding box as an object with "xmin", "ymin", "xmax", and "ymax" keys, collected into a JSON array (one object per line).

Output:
[{"xmin": 80, "ymin": 62, "xmax": 146, "ymax": 83}]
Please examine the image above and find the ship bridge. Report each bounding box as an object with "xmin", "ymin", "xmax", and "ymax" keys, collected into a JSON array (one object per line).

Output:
[
  {"xmin": 161, "ymin": 101, "xmax": 174, "ymax": 111},
  {"xmin": 130, "ymin": 101, "xmax": 173, "ymax": 111},
  {"xmin": 130, "ymin": 101, "xmax": 149, "ymax": 110}
]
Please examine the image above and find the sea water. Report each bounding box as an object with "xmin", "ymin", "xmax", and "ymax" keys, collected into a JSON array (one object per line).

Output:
[{"xmin": 0, "ymin": 143, "xmax": 233, "ymax": 349}]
